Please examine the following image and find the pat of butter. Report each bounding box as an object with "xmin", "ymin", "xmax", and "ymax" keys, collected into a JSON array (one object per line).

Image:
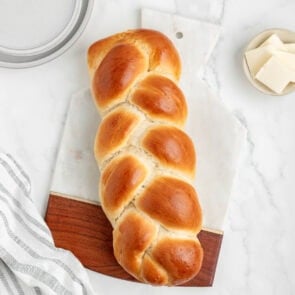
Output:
[
  {"xmin": 255, "ymin": 56, "xmax": 295, "ymax": 94},
  {"xmin": 284, "ymin": 43, "xmax": 295, "ymax": 53},
  {"xmin": 273, "ymin": 51, "xmax": 295, "ymax": 71},
  {"xmin": 260, "ymin": 34, "xmax": 286, "ymax": 50},
  {"xmin": 245, "ymin": 45, "xmax": 276, "ymax": 76}
]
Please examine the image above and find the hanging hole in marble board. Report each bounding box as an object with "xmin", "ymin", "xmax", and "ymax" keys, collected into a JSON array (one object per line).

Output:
[{"xmin": 176, "ymin": 32, "xmax": 183, "ymax": 39}]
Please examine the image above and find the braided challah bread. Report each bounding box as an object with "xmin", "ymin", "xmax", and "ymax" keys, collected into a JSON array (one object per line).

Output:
[{"xmin": 87, "ymin": 29, "xmax": 203, "ymax": 286}]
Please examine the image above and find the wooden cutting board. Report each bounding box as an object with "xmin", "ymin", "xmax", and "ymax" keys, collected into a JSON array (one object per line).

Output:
[{"xmin": 45, "ymin": 193, "xmax": 223, "ymax": 286}]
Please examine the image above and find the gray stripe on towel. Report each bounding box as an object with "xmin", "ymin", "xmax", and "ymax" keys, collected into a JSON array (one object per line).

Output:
[
  {"xmin": 0, "ymin": 211, "xmax": 87, "ymax": 295},
  {"xmin": 0, "ymin": 259, "xmax": 25, "ymax": 295},
  {"xmin": 0, "ymin": 247, "xmax": 71, "ymax": 295},
  {"xmin": 0, "ymin": 156, "xmax": 30, "ymax": 198},
  {"xmin": 34, "ymin": 287, "xmax": 43, "ymax": 295},
  {"xmin": 0, "ymin": 193, "xmax": 54, "ymax": 248},
  {"xmin": 0, "ymin": 183, "xmax": 51, "ymax": 236},
  {"xmin": 0, "ymin": 260, "xmax": 15, "ymax": 295},
  {"xmin": 3, "ymin": 153, "xmax": 31, "ymax": 190}
]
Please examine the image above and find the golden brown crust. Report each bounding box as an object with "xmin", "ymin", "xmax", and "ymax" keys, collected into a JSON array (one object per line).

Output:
[
  {"xmin": 94, "ymin": 107, "xmax": 141, "ymax": 163},
  {"xmin": 137, "ymin": 177, "xmax": 202, "ymax": 233},
  {"xmin": 88, "ymin": 29, "xmax": 181, "ymax": 80},
  {"xmin": 131, "ymin": 74, "xmax": 187, "ymax": 126},
  {"xmin": 88, "ymin": 35, "xmax": 121, "ymax": 77},
  {"xmin": 141, "ymin": 255, "xmax": 168, "ymax": 285},
  {"xmin": 88, "ymin": 29, "xmax": 203, "ymax": 286},
  {"xmin": 131, "ymin": 29, "xmax": 181, "ymax": 79},
  {"xmin": 113, "ymin": 209, "xmax": 157, "ymax": 276},
  {"xmin": 100, "ymin": 155, "xmax": 147, "ymax": 221},
  {"xmin": 152, "ymin": 237, "xmax": 203, "ymax": 285},
  {"xmin": 92, "ymin": 43, "xmax": 148, "ymax": 110},
  {"xmin": 142, "ymin": 126, "xmax": 196, "ymax": 178}
]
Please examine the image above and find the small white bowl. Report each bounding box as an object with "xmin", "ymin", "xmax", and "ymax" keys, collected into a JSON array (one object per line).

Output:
[{"xmin": 243, "ymin": 28, "xmax": 295, "ymax": 96}]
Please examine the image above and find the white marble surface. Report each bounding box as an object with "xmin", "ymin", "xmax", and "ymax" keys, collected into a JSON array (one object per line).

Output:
[{"xmin": 0, "ymin": 0, "xmax": 295, "ymax": 294}]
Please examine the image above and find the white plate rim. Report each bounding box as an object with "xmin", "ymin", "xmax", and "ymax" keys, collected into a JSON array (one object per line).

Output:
[{"xmin": 0, "ymin": 0, "xmax": 93, "ymax": 69}]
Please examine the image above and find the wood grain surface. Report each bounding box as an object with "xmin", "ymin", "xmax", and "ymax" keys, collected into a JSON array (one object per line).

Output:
[{"xmin": 45, "ymin": 193, "xmax": 223, "ymax": 287}]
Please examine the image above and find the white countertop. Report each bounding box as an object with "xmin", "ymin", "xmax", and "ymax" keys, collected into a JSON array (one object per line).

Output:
[{"xmin": 0, "ymin": 0, "xmax": 295, "ymax": 294}]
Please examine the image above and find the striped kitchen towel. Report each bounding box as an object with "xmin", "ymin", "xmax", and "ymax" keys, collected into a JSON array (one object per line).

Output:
[{"xmin": 0, "ymin": 152, "xmax": 95, "ymax": 295}]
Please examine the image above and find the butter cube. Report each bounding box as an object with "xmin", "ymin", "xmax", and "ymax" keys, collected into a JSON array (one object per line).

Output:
[
  {"xmin": 274, "ymin": 51, "xmax": 295, "ymax": 71},
  {"xmin": 284, "ymin": 43, "xmax": 295, "ymax": 53},
  {"xmin": 259, "ymin": 34, "xmax": 286, "ymax": 50},
  {"xmin": 245, "ymin": 45, "xmax": 276, "ymax": 76},
  {"xmin": 255, "ymin": 56, "xmax": 295, "ymax": 94}
]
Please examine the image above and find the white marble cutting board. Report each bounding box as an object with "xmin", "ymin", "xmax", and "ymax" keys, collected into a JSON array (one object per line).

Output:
[{"xmin": 51, "ymin": 9, "xmax": 246, "ymax": 232}]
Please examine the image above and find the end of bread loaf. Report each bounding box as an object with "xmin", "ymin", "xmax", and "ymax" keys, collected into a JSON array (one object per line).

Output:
[
  {"xmin": 88, "ymin": 29, "xmax": 203, "ymax": 286},
  {"xmin": 88, "ymin": 29, "xmax": 182, "ymax": 113},
  {"xmin": 113, "ymin": 209, "xmax": 203, "ymax": 286},
  {"xmin": 150, "ymin": 235, "xmax": 203, "ymax": 285}
]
